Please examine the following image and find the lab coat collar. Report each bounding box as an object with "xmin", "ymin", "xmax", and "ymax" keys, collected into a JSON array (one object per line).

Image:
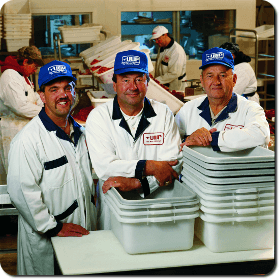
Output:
[
  {"xmin": 160, "ymin": 37, "xmax": 174, "ymax": 52},
  {"xmin": 198, "ymin": 93, "xmax": 238, "ymax": 126},
  {"xmin": 38, "ymin": 107, "xmax": 83, "ymax": 146},
  {"xmin": 112, "ymin": 96, "xmax": 157, "ymax": 140}
]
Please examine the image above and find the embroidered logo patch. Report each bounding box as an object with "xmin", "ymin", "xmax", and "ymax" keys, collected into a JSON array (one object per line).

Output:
[
  {"xmin": 206, "ymin": 52, "xmax": 224, "ymax": 62},
  {"xmin": 224, "ymin": 124, "xmax": 244, "ymax": 131},
  {"xmin": 164, "ymin": 56, "xmax": 170, "ymax": 62},
  {"xmin": 48, "ymin": 65, "xmax": 67, "ymax": 75},
  {"xmin": 143, "ymin": 132, "xmax": 164, "ymax": 145},
  {"xmin": 122, "ymin": 55, "xmax": 140, "ymax": 66}
]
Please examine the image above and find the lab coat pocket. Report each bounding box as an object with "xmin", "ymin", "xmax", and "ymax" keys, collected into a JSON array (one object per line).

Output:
[{"xmin": 43, "ymin": 155, "xmax": 74, "ymax": 189}]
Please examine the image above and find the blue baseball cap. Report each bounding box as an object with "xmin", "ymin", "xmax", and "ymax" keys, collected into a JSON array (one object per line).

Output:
[
  {"xmin": 114, "ymin": 50, "xmax": 148, "ymax": 75},
  {"xmin": 38, "ymin": 60, "xmax": 77, "ymax": 88},
  {"xmin": 199, "ymin": 47, "xmax": 234, "ymax": 70}
]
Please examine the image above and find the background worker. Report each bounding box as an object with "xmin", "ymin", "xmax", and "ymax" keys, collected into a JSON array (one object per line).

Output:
[
  {"xmin": 150, "ymin": 25, "xmax": 187, "ymax": 91},
  {"xmin": 220, "ymin": 42, "xmax": 259, "ymax": 104},
  {"xmin": 175, "ymin": 47, "xmax": 270, "ymax": 152},
  {"xmin": 86, "ymin": 50, "xmax": 182, "ymax": 230},
  {"xmin": 0, "ymin": 46, "xmax": 44, "ymax": 174},
  {"xmin": 7, "ymin": 60, "xmax": 97, "ymax": 275}
]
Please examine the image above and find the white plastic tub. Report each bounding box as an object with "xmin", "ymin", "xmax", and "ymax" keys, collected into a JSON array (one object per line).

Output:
[
  {"xmin": 195, "ymin": 212, "xmax": 274, "ymax": 252},
  {"xmin": 183, "ymin": 153, "xmax": 275, "ymax": 170},
  {"xmin": 182, "ymin": 146, "xmax": 275, "ymax": 164},
  {"xmin": 85, "ymin": 40, "xmax": 132, "ymax": 66},
  {"xmin": 182, "ymin": 177, "xmax": 274, "ymax": 202},
  {"xmin": 140, "ymin": 49, "xmax": 154, "ymax": 73},
  {"xmin": 88, "ymin": 42, "xmax": 140, "ymax": 69},
  {"xmin": 58, "ymin": 24, "xmax": 102, "ymax": 43},
  {"xmin": 109, "ymin": 180, "xmax": 198, "ymax": 206},
  {"xmin": 146, "ymin": 79, "xmax": 184, "ymax": 114},
  {"xmin": 5, "ymin": 38, "xmax": 30, "ymax": 52},
  {"xmin": 106, "ymin": 194, "xmax": 199, "ymax": 217},
  {"xmin": 79, "ymin": 35, "xmax": 121, "ymax": 59},
  {"xmin": 107, "ymin": 199, "xmax": 198, "ymax": 254},
  {"xmin": 182, "ymin": 164, "xmax": 275, "ymax": 185},
  {"xmin": 87, "ymin": 90, "xmax": 115, "ymax": 108},
  {"xmin": 76, "ymin": 74, "xmax": 93, "ymax": 86},
  {"xmin": 181, "ymin": 168, "xmax": 275, "ymax": 191},
  {"xmin": 183, "ymin": 157, "xmax": 275, "ymax": 177}
]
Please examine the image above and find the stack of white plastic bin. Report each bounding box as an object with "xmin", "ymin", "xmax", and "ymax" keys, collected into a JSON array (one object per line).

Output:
[
  {"xmin": 104, "ymin": 180, "xmax": 199, "ymax": 254},
  {"xmin": 181, "ymin": 146, "xmax": 275, "ymax": 253},
  {"xmin": 4, "ymin": 13, "xmax": 31, "ymax": 52}
]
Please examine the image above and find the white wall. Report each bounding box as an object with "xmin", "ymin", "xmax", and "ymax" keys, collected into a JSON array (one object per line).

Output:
[{"xmin": 1, "ymin": 0, "xmax": 256, "ymax": 35}]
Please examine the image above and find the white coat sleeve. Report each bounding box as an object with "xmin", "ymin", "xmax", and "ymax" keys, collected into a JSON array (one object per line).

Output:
[
  {"xmin": 213, "ymin": 102, "xmax": 270, "ymax": 152},
  {"xmin": 233, "ymin": 67, "xmax": 251, "ymax": 95},
  {"xmin": 156, "ymin": 50, "xmax": 185, "ymax": 85},
  {"xmin": 0, "ymin": 71, "xmax": 42, "ymax": 118},
  {"xmin": 143, "ymin": 109, "xmax": 183, "ymax": 196},
  {"xmin": 85, "ymin": 108, "xmax": 139, "ymax": 180},
  {"xmin": 174, "ymin": 104, "xmax": 188, "ymax": 140},
  {"xmin": 7, "ymin": 137, "xmax": 59, "ymax": 235}
]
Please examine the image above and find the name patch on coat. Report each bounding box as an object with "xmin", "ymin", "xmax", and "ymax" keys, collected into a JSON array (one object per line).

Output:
[
  {"xmin": 143, "ymin": 132, "xmax": 164, "ymax": 145},
  {"xmin": 224, "ymin": 124, "xmax": 244, "ymax": 131}
]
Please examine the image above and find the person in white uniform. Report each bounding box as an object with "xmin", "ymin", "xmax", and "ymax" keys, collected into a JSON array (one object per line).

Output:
[
  {"xmin": 175, "ymin": 47, "xmax": 270, "ymax": 152},
  {"xmin": 0, "ymin": 46, "xmax": 44, "ymax": 175},
  {"xmin": 7, "ymin": 60, "xmax": 97, "ymax": 275},
  {"xmin": 220, "ymin": 42, "xmax": 259, "ymax": 104},
  {"xmin": 150, "ymin": 26, "xmax": 187, "ymax": 92},
  {"xmin": 86, "ymin": 50, "xmax": 182, "ymax": 230}
]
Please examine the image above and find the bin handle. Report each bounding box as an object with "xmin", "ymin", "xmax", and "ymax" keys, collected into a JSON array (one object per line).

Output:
[{"xmin": 148, "ymin": 203, "xmax": 173, "ymax": 209}]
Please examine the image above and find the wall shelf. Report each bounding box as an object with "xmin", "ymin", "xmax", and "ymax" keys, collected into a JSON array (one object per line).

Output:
[{"xmin": 229, "ymin": 27, "xmax": 275, "ymax": 110}]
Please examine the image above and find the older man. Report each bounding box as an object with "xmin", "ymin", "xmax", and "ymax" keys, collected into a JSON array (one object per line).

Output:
[
  {"xmin": 175, "ymin": 47, "xmax": 270, "ymax": 152},
  {"xmin": 86, "ymin": 50, "xmax": 182, "ymax": 229},
  {"xmin": 7, "ymin": 61, "xmax": 97, "ymax": 275}
]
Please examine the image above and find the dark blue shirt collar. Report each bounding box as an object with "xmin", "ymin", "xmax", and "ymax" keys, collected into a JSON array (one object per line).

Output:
[
  {"xmin": 160, "ymin": 37, "xmax": 174, "ymax": 52},
  {"xmin": 198, "ymin": 92, "xmax": 238, "ymax": 126},
  {"xmin": 112, "ymin": 96, "xmax": 156, "ymax": 120},
  {"xmin": 112, "ymin": 96, "xmax": 156, "ymax": 140},
  {"xmin": 38, "ymin": 107, "xmax": 83, "ymax": 146}
]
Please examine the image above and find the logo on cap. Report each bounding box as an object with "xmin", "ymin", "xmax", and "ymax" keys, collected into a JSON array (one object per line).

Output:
[
  {"xmin": 122, "ymin": 55, "xmax": 140, "ymax": 66},
  {"xmin": 206, "ymin": 52, "xmax": 224, "ymax": 62},
  {"xmin": 48, "ymin": 65, "xmax": 67, "ymax": 75}
]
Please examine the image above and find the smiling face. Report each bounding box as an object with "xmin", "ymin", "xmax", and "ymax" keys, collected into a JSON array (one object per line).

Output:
[
  {"xmin": 113, "ymin": 72, "xmax": 148, "ymax": 116},
  {"xmin": 200, "ymin": 64, "xmax": 237, "ymax": 103},
  {"xmin": 39, "ymin": 78, "xmax": 76, "ymax": 122}
]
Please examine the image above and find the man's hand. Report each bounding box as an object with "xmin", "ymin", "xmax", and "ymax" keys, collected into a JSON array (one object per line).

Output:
[
  {"xmin": 102, "ymin": 177, "xmax": 142, "ymax": 194},
  {"xmin": 144, "ymin": 160, "xmax": 179, "ymax": 187},
  {"xmin": 57, "ymin": 223, "xmax": 90, "ymax": 237},
  {"xmin": 179, "ymin": 128, "xmax": 217, "ymax": 151}
]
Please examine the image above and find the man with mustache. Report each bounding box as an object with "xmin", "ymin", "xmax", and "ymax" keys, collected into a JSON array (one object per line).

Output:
[
  {"xmin": 175, "ymin": 47, "xmax": 270, "ymax": 152},
  {"xmin": 7, "ymin": 61, "xmax": 97, "ymax": 275},
  {"xmin": 86, "ymin": 50, "xmax": 182, "ymax": 230}
]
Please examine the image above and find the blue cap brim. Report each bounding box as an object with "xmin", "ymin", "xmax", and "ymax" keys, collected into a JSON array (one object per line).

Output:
[
  {"xmin": 114, "ymin": 68, "xmax": 149, "ymax": 75},
  {"xmin": 199, "ymin": 61, "xmax": 234, "ymax": 70},
  {"xmin": 39, "ymin": 74, "xmax": 77, "ymax": 88}
]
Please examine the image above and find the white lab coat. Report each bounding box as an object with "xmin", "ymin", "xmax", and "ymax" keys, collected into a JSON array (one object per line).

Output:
[
  {"xmin": 175, "ymin": 93, "xmax": 270, "ymax": 152},
  {"xmin": 234, "ymin": 62, "xmax": 259, "ymax": 104},
  {"xmin": 155, "ymin": 39, "xmax": 187, "ymax": 92},
  {"xmin": 86, "ymin": 97, "xmax": 182, "ymax": 229},
  {"xmin": 7, "ymin": 109, "xmax": 97, "ymax": 275},
  {"xmin": 0, "ymin": 69, "xmax": 43, "ymax": 172}
]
